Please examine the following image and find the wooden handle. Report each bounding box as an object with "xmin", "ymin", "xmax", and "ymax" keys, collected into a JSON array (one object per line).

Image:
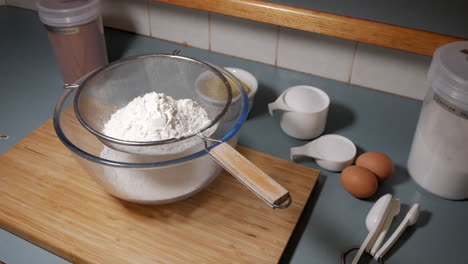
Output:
[{"xmin": 209, "ymin": 142, "xmax": 290, "ymax": 207}]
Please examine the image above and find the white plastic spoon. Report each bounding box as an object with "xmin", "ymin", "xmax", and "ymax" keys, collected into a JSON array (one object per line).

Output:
[
  {"xmin": 373, "ymin": 203, "xmax": 421, "ymax": 261},
  {"xmin": 290, "ymin": 134, "xmax": 356, "ymax": 172},
  {"xmin": 352, "ymin": 194, "xmax": 393, "ymax": 264},
  {"xmin": 369, "ymin": 199, "xmax": 401, "ymax": 255}
]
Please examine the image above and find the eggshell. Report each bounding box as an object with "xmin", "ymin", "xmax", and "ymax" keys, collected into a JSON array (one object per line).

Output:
[
  {"xmin": 341, "ymin": 166, "xmax": 378, "ymax": 198},
  {"xmin": 356, "ymin": 152, "xmax": 394, "ymax": 181}
]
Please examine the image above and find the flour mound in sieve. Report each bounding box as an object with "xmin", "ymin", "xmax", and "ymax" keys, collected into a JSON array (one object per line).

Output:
[{"xmin": 102, "ymin": 91, "xmax": 211, "ymax": 142}]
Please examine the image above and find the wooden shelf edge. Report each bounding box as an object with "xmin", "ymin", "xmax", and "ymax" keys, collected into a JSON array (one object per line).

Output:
[{"xmin": 154, "ymin": 0, "xmax": 465, "ymax": 56}]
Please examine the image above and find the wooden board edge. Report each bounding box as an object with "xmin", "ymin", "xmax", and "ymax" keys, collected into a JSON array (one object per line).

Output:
[
  {"xmin": 154, "ymin": 0, "xmax": 465, "ymax": 56},
  {"xmin": 0, "ymin": 221, "xmax": 85, "ymax": 264}
]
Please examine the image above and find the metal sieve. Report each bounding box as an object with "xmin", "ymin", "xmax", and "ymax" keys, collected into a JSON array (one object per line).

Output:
[
  {"xmin": 72, "ymin": 54, "xmax": 291, "ymax": 208},
  {"xmin": 74, "ymin": 54, "xmax": 231, "ymax": 153}
]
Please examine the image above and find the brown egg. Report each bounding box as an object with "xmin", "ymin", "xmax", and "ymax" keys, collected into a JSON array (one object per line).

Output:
[
  {"xmin": 341, "ymin": 166, "xmax": 378, "ymax": 198},
  {"xmin": 356, "ymin": 152, "xmax": 394, "ymax": 181}
]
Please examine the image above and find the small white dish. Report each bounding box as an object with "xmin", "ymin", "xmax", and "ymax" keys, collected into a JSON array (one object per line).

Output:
[
  {"xmin": 290, "ymin": 134, "xmax": 356, "ymax": 172},
  {"xmin": 224, "ymin": 67, "xmax": 258, "ymax": 113},
  {"xmin": 194, "ymin": 67, "xmax": 251, "ymax": 122}
]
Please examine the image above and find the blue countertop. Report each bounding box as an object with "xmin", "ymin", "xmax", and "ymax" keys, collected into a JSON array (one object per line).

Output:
[{"xmin": 1, "ymin": 6, "xmax": 467, "ymax": 264}]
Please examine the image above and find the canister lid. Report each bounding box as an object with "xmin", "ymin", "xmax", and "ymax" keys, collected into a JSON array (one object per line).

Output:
[
  {"xmin": 428, "ymin": 41, "xmax": 468, "ymax": 111},
  {"xmin": 37, "ymin": 0, "xmax": 100, "ymax": 27}
]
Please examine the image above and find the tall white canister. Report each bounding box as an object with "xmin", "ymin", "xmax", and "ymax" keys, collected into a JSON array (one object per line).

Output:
[{"xmin": 408, "ymin": 41, "xmax": 468, "ymax": 200}]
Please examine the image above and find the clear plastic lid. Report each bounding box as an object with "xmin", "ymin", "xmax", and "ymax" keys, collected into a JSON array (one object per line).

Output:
[
  {"xmin": 37, "ymin": 0, "xmax": 100, "ymax": 27},
  {"xmin": 428, "ymin": 41, "xmax": 468, "ymax": 111}
]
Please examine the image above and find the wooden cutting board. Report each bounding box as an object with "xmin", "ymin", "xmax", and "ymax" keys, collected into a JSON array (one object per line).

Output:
[{"xmin": 0, "ymin": 120, "xmax": 319, "ymax": 264}]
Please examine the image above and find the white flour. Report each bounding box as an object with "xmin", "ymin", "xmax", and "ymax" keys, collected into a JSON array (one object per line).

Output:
[
  {"xmin": 97, "ymin": 92, "xmax": 222, "ymax": 204},
  {"xmin": 103, "ymin": 91, "xmax": 211, "ymax": 141},
  {"xmin": 98, "ymin": 145, "xmax": 221, "ymax": 203},
  {"xmin": 408, "ymin": 93, "xmax": 468, "ymax": 199}
]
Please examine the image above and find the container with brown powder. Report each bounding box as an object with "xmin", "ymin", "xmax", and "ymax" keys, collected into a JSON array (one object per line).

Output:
[{"xmin": 37, "ymin": 0, "xmax": 108, "ymax": 84}]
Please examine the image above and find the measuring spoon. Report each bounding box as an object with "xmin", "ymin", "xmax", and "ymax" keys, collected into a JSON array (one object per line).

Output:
[
  {"xmin": 290, "ymin": 134, "xmax": 356, "ymax": 172},
  {"xmin": 374, "ymin": 203, "xmax": 421, "ymax": 261},
  {"xmin": 369, "ymin": 199, "xmax": 401, "ymax": 255},
  {"xmin": 352, "ymin": 194, "xmax": 393, "ymax": 264}
]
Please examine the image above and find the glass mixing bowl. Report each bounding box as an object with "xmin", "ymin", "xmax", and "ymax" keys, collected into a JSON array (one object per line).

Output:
[{"xmin": 53, "ymin": 64, "xmax": 249, "ymax": 204}]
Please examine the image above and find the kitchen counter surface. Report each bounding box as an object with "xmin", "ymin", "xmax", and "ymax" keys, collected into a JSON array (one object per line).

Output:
[{"xmin": 1, "ymin": 6, "xmax": 467, "ymax": 264}]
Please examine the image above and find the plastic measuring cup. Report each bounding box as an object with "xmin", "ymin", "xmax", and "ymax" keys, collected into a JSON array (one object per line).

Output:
[
  {"xmin": 268, "ymin": 85, "xmax": 330, "ymax": 139},
  {"xmin": 290, "ymin": 134, "xmax": 356, "ymax": 172}
]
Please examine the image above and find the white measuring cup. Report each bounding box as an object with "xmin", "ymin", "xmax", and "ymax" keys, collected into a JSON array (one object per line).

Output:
[
  {"xmin": 290, "ymin": 134, "xmax": 356, "ymax": 172},
  {"xmin": 268, "ymin": 85, "xmax": 330, "ymax": 140}
]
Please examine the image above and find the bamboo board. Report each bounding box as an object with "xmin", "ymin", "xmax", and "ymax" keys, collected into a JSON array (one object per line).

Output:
[{"xmin": 0, "ymin": 120, "xmax": 319, "ymax": 264}]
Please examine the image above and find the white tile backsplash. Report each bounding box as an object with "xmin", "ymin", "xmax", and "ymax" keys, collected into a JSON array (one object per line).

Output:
[
  {"xmin": 149, "ymin": 2, "xmax": 209, "ymax": 49},
  {"xmin": 4, "ymin": 0, "xmax": 432, "ymax": 100},
  {"xmin": 277, "ymin": 27, "xmax": 356, "ymax": 82},
  {"xmin": 6, "ymin": 0, "xmax": 37, "ymax": 10},
  {"xmin": 102, "ymin": 0, "xmax": 150, "ymax": 36},
  {"xmin": 351, "ymin": 43, "xmax": 432, "ymax": 100},
  {"xmin": 210, "ymin": 13, "xmax": 278, "ymax": 65}
]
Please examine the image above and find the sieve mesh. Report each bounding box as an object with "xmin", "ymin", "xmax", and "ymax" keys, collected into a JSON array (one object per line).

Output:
[{"xmin": 74, "ymin": 54, "xmax": 232, "ymax": 154}]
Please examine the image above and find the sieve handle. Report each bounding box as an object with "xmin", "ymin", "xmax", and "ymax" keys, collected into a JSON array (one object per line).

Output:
[{"xmin": 208, "ymin": 142, "xmax": 291, "ymax": 209}]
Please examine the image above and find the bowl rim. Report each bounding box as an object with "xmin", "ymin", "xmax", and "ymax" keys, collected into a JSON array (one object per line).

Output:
[{"xmin": 53, "ymin": 64, "xmax": 249, "ymax": 169}]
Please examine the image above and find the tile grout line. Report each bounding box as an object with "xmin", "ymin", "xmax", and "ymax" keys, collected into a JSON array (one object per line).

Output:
[
  {"xmin": 348, "ymin": 41, "xmax": 359, "ymax": 83},
  {"xmin": 274, "ymin": 26, "xmax": 281, "ymax": 66},
  {"xmin": 146, "ymin": 0, "xmax": 152, "ymax": 37},
  {"xmin": 207, "ymin": 12, "xmax": 211, "ymax": 51}
]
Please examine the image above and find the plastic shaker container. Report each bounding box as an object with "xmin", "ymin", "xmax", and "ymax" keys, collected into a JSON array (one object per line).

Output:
[
  {"xmin": 37, "ymin": 0, "xmax": 108, "ymax": 84},
  {"xmin": 408, "ymin": 41, "xmax": 468, "ymax": 200}
]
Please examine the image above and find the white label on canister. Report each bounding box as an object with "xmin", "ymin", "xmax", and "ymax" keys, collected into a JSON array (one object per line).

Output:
[
  {"xmin": 45, "ymin": 25, "xmax": 80, "ymax": 35},
  {"xmin": 433, "ymin": 93, "xmax": 468, "ymax": 120}
]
